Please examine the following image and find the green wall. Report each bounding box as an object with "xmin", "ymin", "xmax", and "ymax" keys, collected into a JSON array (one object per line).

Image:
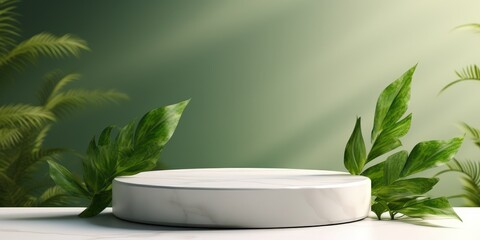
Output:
[{"xmin": 6, "ymin": 0, "xmax": 480, "ymax": 204}]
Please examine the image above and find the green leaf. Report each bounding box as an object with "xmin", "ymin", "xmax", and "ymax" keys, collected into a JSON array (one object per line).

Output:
[
  {"xmin": 45, "ymin": 89, "xmax": 129, "ymax": 119},
  {"xmin": 440, "ymin": 65, "xmax": 480, "ymax": 93},
  {"xmin": 444, "ymin": 159, "xmax": 480, "ymax": 206},
  {"xmin": 47, "ymin": 160, "xmax": 89, "ymax": 198},
  {"xmin": 79, "ymin": 190, "xmax": 111, "ymax": 218},
  {"xmin": 383, "ymin": 151, "xmax": 408, "ymax": 185},
  {"xmin": 397, "ymin": 197, "xmax": 461, "ymax": 220},
  {"xmin": 35, "ymin": 186, "xmax": 71, "ymax": 207},
  {"xmin": 375, "ymin": 178, "xmax": 439, "ymax": 200},
  {"xmin": 75, "ymin": 100, "xmax": 190, "ymax": 217},
  {"xmin": 361, "ymin": 161, "xmax": 384, "ymax": 190},
  {"xmin": 371, "ymin": 200, "xmax": 388, "ymax": 220},
  {"xmin": 344, "ymin": 117, "xmax": 366, "ymax": 175},
  {"xmin": 371, "ymin": 65, "xmax": 415, "ymax": 143},
  {"xmin": 134, "ymin": 99, "xmax": 190, "ymax": 148},
  {"xmin": 460, "ymin": 123, "xmax": 480, "ymax": 148},
  {"xmin": 367, "ymin": 114, "xmax": 411, "ymax": 161},
  {"xmin": 362, "ymin": 151, "xmax": 407, "ymax": 191},
  {"xmin": 401, "ymin": 137, "xmax": 464, "ymax": 177}
]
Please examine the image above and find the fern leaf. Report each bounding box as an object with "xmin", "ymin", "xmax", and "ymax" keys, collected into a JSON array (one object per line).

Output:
[
  {"xmin": 37, "ymin": 70, "xmax": 81, "ymax": 105},
  {"xmin": 453, "ymin": 23, "xmax": 480, "ymax": 33},
  {"xmin": 45, "ymin": 89, "xmax": 129, "ymax": 118},
  {"xmin": 0, "ymin": 32, "xmax": 89, "ymax": 71},
  {"xmin": 0, "ymin": 104, "xmax": 54, "ymax": 149},
  {"xmin": 0, "ymin": 0, "xmax": 20, "ymax": 53},
  {"xmin": 0, "ymin": 104, "xmax": 54, "ymax": 127},
  {"xmin": 440, "ymin": 65, "xmax": 480, "ymax": 93},
  {"xmin": 460, "ymin": 123, "xmax": 480, "ymax": 147},
  {"xmin": 447, "ymin": 159, "xmax": 480, "ymax": 206},
  {"xmin": 0, "ymin": 127, "xmax": 22, "ymax": 149},
  {"xmin": 32, "ymin": 125, "xmax": 51, "ymax": 152},
  {"xmin": 34, "ymin": 186, "xmax": 71, "ymax": 206}
]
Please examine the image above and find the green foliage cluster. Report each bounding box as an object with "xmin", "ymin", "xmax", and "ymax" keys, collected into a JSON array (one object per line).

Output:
[
  {"xmin": 0, "ymin": 0, "xmax": 127, "ymax": 206},
  {"xmin": 344, "ymin": 65, "xmax": 463, "ymax": 220},
  {"xmin": 48, "ymin": 100, "xmax": 189, "ymax": 217},
  {"xmin": 436, "ymin": 23, "xmax": 480, "ymax": 207},
  {"xmin": 436, "ymin": 124, "xmax": 480, "ymax": 207}
]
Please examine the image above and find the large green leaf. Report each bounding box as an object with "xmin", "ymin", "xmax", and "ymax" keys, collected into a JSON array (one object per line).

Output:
[
  {"xmin": 367, "ymin": 114, "xmax": 411, "ymax": 161},
  {"xmin": 371, "ymin": 200, "xmax": 388, "ymax": 220},
  {"xmin": 401, "ymin": 137, "xmax": 463, "ymax": 177},
  {"xmin": 344, "ymin": 117, "xmax": 366, "ymax": 175},
  {"xmin": 371, "ymin": 65, "xmax": 415, "ymax": 143},
  {"xmin": 361, "ymin": 161, "xmax": 385, "ymax": 190},
  {"xmin": 134, "ymin": 99, "xmax": 189, "ymax": 148},
  {"xmin": 79, "ymin": 190, "xmax": 111, "ymax": 218},
  {"xmin": 361, "ymin": 151, "xmax": 408, "ymax": 190},
  {"xmin": 375, "ymin": 178, "xmax": 439, "ymax": 200},
  {"xmin": 383, "ymin": 150, "xmax": 408, "ymax": 185},
  {"xmin": 47, "ymin": 160, "xmax": 89, "ymax": 198},
  {"xmin": 75, "ymin": 100, "xmax": 190, "ymax": 217},
  {"xmin": 397, "ymin": 197, "xmax": 461, "ymax": 220}
]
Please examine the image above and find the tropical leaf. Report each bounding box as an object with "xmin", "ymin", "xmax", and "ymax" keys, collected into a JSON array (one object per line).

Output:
[
  {"xmin": 371, "ymin": 65, "xmax": 415, "ymax": 143},
  {"xmin": 0, "ymin": 104, "xmax": 54, "ymax": 149},
  {"xmin": 344, "ymin": 117, "xmax": 366, "ymax": 175},
  {"xmin": 368, "ymin": 114, "xmax": 411, "ymax": 161},
  {"xmin": 453, "ymin": 23, "xmax": 480, "ymax": 33},
  {"xmin": 397, "ymin": 197, "xmax": 461, "ymax": 220},
  {"xmin": 440, "ymin": 65, "xmax": 480, "ymax": 93},
  {"xmin": 0, "ymin": 0, "xmax": 19, "ymax": 54},
  {"xmin": 345, "ymin": 65, "xmax": 462, "ymax": 221},
  {"xmin": 460, "ymin": 123, "xmax": 480, "ymax": 147},
  {"xmin": 34, "ymin": 186, "xmax": 71, "ymax": 206},
  {"xmin": 44, "ymin": 89, "xmax": 129, "ymax": 118},
  {"xmin": 47, "ymin": 160, "xmax": 90, "ymax": 198},
  {"xmin": 375, "ymin": 178, "xmax": 439, "ymax": 200},
  {"xmin": 383, "ymin": 150, "xmax": 408, "ymax": 185},
  {"xmin": 0, "ymin": 32, "xmax": 89, "ymax": 71},
  {"xmin": 0, "ymin": 104, "xmax": 54, "ymax": 129},
  {"xmin": 0, "ymin": 127, "xmax": 21, "ymax": 149},
  {"xmin": 401, "ymin": 137, "xmax": 463, "ymax": 177},
  {"xmin": 361, "ymin": 161, "xmax": 385, "ymax": 189},
  {"xmin": 37, "ymin": 70, "xmax": 81, "ymax": 105},
  {"xmin": 49, "ymin": 100, "xmax": 190, "ymax": 217},
  {"xmin": 444, "ymin": 159, "xmax": 480, "ymax": 206}
]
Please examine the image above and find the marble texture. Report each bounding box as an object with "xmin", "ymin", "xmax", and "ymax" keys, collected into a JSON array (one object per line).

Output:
[
  {"xmin": 0, "ymin": 208, "xmax": 478, "ymax": 240},
  {"xmin": 112, "ymin": 168, "xmax": 371, "ymax": 228}
]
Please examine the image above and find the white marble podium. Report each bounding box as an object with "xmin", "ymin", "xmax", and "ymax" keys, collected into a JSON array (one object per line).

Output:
[{"xmin": 112, "ymin": 168, "xmax": 371, "ymax": 228}]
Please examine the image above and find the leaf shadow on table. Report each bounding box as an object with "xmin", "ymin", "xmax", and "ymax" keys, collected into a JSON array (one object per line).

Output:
[
  {"xmin": 366, "ymin": 215, "xmax": 458, "ymax": 228},
  {"xmin": 4, "ymin": 212, "xmax": 207, "ymax": 231},
  {"xmin": 5, "ymin": 211, "xmax": 287, "ymax": 232}
]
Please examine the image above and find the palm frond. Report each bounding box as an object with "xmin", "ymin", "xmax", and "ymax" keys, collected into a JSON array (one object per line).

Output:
[
  {"xmin": 34, "ymin": 186, "xmax": 71, "ymax": 206},
  {"xmin": 45, "ymin": 89, "xmax": 129, "ymax": 119},
  {"xmin": 440, "ymin": 65, "xmax": 480, "ymax": 93},
  {"xmin": 32, "ymin": 125, "xmax": 51, "ymax": 152},
  {"xmin": 0, "ymin": 104, "xmax": 54, "ymax": 127},
  {"xmin": 0, "ymin": 32, "xmax": 89, "ymax": 72},
  {"xmin": 37, "ymin": 70, "xmax": 81, "ymax": 105},
  {"xmin": 0, "ymin": 104, "xmax": 54, "ymax": 149},
  {"xmin": 460, "ymin": 123, "xmax": 480, "ymax": 147},
  {"xmin": 0, "ymin": 127, "xmax": 22, "ymax": 149},
  {"xmin": 0, "ymin": 0, "xmax": 19, "ymax": 53},
  {"xmin": 453, "ymin": 23, "xmax": 480, "ymax": 33},
  {"xmin": 447, "ymin": 159, "xmax": 480, "ymax": 206}
]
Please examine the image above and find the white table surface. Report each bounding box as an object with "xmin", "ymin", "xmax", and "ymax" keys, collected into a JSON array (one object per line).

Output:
[{"xmin": 0, "ymin": 207, "xmax": 478, "ymax": 240}]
